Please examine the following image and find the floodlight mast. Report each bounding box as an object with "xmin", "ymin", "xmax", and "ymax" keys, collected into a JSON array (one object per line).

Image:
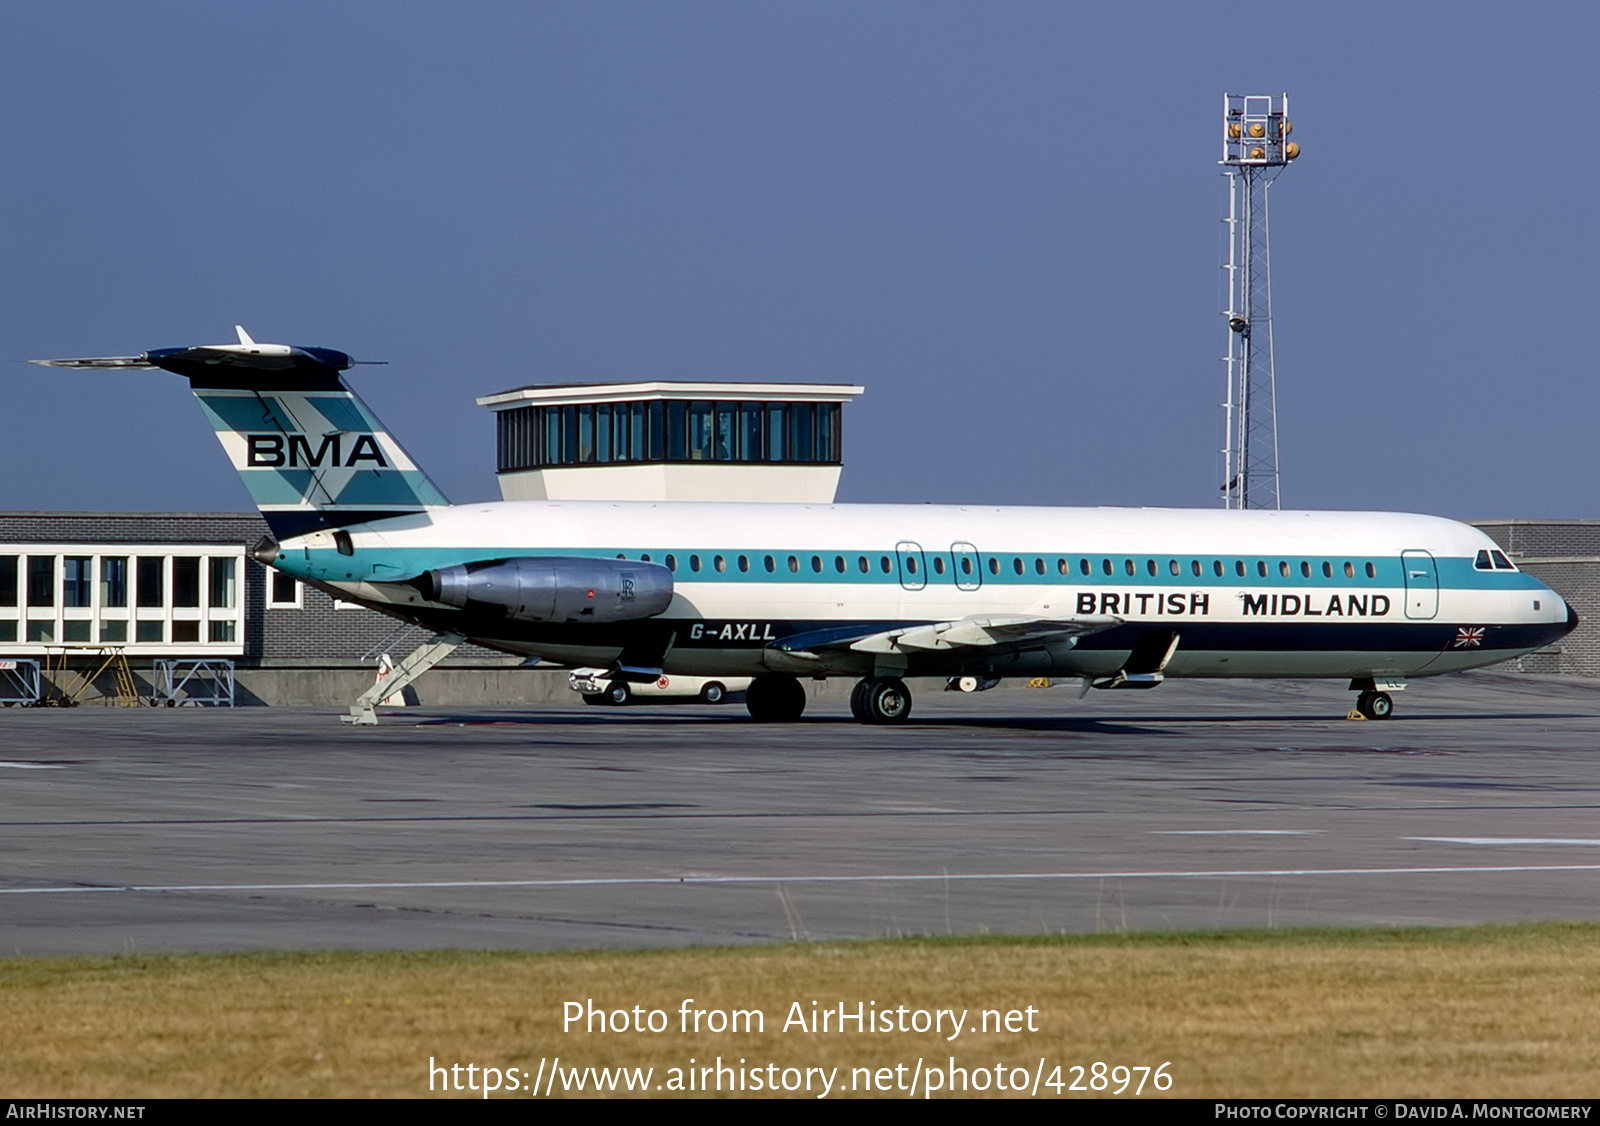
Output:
[{"xmin": 1220, "ymin": 92, "xmax": 1299, "ymax": 510}]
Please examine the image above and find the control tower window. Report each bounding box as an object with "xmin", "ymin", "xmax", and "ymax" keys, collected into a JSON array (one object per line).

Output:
[{"xmin": 496, "ymin": 399, "xmax": 846, "ymax": 471}]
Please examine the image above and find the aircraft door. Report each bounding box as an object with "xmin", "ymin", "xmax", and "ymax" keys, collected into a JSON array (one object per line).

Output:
[
  {"xmin": 951, "ymin": 542, "xmax": 982, "ymax": 591},
  {"xmin": 896, "ymin": 541, "xmax": 927, "ymax": 591},
  {"xmin": 1401, "ymin": 549, "xmax": 1439, "ymax": 620}
]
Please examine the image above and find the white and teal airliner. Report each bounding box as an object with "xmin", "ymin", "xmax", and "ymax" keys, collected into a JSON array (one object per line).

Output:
[{"xmin": 38, "ymin": 329, "xmax": 1578, "ymax": 725}]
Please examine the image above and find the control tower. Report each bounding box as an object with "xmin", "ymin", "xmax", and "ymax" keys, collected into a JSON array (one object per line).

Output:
[{"xmin": 1220, "ymin": 93, "xmax": 1300, "ymax": 510}]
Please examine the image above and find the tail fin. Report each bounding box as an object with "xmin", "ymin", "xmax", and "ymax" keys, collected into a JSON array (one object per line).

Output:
[{"xmin": 35, "ymin": 328, "xmax": 449, "ymax": 539}]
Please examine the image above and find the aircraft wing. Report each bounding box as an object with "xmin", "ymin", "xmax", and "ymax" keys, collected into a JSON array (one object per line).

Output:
[{"xmin": 769, "ymin": 614, "xmax": 1122, "ymax": 664}]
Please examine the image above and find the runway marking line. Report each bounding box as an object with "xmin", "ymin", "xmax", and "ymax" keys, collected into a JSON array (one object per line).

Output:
[
  {"xmin": 8, "ymin": 862, "xmax": 1600, "ymax": 896},
  {"xmin": 1407, "ymin": 837, "xmax": 1600, "ymax": 846}
]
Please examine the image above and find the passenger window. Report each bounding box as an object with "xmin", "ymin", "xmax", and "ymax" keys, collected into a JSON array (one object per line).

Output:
[
  {"xmin": 689, "ymin": 555, "xmax": 701, "ymax": 572},
  {"xmin": 990, "ymin": 557, "xmax": 1001, "ymax": 575},
  {"xmin": 1344, "ymin": 562, "xmax": 1354, "ymax": 578},
  {"xmin": 1171, "ymin": 560, "xmax": 1182, "ymax": 577},
  {"xmin": 1475, "ymin": 550, "xmax": 1494, "ymax": 570},
  {"xmin": 858, "ymin": 556, "xmax": 869, "ymax": 573},
  {"xmin": 1257, "ymin": 561, "xmax": 1267, "ymax": 578},
  {"xmin": 1279, "ymin": 561, "xmax": 1290, "ymax": 578},
  {"xmin": 1058, "ymin": 558, "xmax": 1069, "ymax": 575},
  {"xmin": 738, "ymin": 555, "xmax": 749, "ymax": 573},
  {"xmin": 835, "ymin": 555, "xmax": 846, "ymax": 573},
  {"xmin": 880, "ymin": 556, "xmax": 892, "ymax": 573},
  {"xmin": 666, "ymin": 554, "xmax": 677, "ymax": 571},
  {"xmin": 714, "ymin": 555, "xmax": 726, "ymax": 573},
  {"xmin": 1213, "ymin": 560, "xmax": 1223, "ymax": 577},
  {"xmin": 788, "ymin": 555, "xmax": 799, "ymax": 573},
  {"xmin": 811, "ymin": 556, "xmax": 822, "ymax": 573},
  {"xmin": 1235, "ymin": 560, "xmax": 1245, "ymax": 577},
  {"xmin": 640, "ymin": 553, "xmax": 652, "ymax": 562},
  {"xmin": 1146, "ymin": 559, "xmax": 1157, "ymax": 576},
  {"xmin": 1013, "ymin": 558, "xmax": 1023, "ymax": 575},
  {"xmin": 1102, "ymin": 559, "xmax": 1113, "ymax": 576},
  {"xmin": 1124, "ymin": 559, "xmax": 1135, "ymax": 576},
  {"xmin": 1322, "ymin": 561, "xmax": 1332, "ymax": 578},
  {"xmin": 1035, "ymin": 558, "xmax": 1045, "ymax": 575},
  {"xmin": 1191, "ymin": 560, "xmax": 1202, "ymax": 577},
  {"xmin": 764, "ymin": 555, "xmax": 775, "ymax": 573},
  {"xmin": 1300, "ymin": 561, "xmax": 1311, "ymax": 578},
  {"xmin": 906, "ymin": 556, "xmax": 918, "ymax": 574},
  {"xmin": 932, "ymin": 556, "xmax": 945, "ymax": 575},
  {"xmin": 961, "ymin": 556, "xmax": 973, "ymax": 575},
  {"xmin": 1080, "ymin": 559, "xmax": 1091, "ymax": 575},
  {"xmin": 1365, "ymin": 562, "xmax": 1376, "ymax": 579}
]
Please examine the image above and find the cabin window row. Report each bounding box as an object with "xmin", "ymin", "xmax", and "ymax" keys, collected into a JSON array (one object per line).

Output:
[
  {"xmin": 611, "ymin": 551, "xmax": 1386, "ymax": 581},
  {"xmin": 496, "ymin": 401, "xmax": 843, "ymax": 472}
]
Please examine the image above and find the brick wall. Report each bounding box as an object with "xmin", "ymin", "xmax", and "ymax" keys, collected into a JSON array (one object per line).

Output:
[{"xmin": 1473, "ymin": 521, "xmax": 1600, "ymax": 678}]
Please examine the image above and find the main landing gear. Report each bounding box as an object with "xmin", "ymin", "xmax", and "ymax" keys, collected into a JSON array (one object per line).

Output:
[
  {"xmin": 745, "ymin": 674, "xmax": 807, "ymax": 722},
  {"xmin": 850, "ymin": 677, "xmax": 912, "ymax": 725}
]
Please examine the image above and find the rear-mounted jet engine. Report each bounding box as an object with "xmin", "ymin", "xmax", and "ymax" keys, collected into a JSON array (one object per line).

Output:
[{"xmin": 419, "ymin": 557, "xmax": 673, "ymax": 624}]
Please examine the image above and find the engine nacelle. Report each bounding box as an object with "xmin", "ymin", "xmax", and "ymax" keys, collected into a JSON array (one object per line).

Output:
[{"xmin": 420, "ymin": 556, "xmax": 673, "ymax": 624}]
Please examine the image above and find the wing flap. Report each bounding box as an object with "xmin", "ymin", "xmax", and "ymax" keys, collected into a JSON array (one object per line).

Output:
[{"xmin": 769, "ymin": 614, "xmax": 1122, "ymax": 662}]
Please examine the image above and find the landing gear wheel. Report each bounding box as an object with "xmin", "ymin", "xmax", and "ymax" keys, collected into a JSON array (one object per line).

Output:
[
  {"xmin": 699, "ymin": 681, "xmax": 726, "ymax": 704},
  {"xmin": 859, "ymin": 677, "xmax": 912, "ymax": 725},
  {"xmin": 1356, "ymin": 691, "xmax": 1393, "ymax": 720},
  {"xmin": 745, "ymin": 675, "xmax": 806, "ymax": 722},
  {"xmin": 605, "ymin": 682, "xmax": 630, "ymax": 706},
  {"xmin": 849, "ymin": 679, "xmax": 871, "ymax": 722}
]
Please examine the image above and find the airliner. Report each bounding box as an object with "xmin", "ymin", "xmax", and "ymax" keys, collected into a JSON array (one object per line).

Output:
[{"xmin": 36, "ymin": 329, "xmax": 1578, "ymax": 725}]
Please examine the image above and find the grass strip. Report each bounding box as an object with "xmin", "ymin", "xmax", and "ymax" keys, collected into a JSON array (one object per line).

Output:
[{"xmin": 3, "ymin": 923, "xmax": 1599, "ymax": 1098}]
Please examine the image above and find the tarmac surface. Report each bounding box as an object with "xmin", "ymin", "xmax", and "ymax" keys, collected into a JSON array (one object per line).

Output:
[{"xmin": 4, "ymin": 671, "xmax": 1600, "ymax": 955}]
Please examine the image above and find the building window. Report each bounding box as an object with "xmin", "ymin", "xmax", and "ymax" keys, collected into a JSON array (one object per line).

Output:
[
  {"xmin": 209, "ymin": 558, "xmax": 236, "ymax": 609},
  {"xmin": 0, "ymin": 555, "xmax": 15, "ymax": 607},
  {"xmin": 63, "ymin": 557, "xmax": 92, "ymax": 608},
  {"xmin": 99, "ymin": 620, "xmax": 127, "ymax": 643},
  {"xmin": 136, "ymin": 621, "xmax": 164, "ymax": 643},
  {"xmin": 63, "ymin": 620, "xmax": 91, "ymax": 642},
  {"xmin": 137, "ymin": 557, "xmax": 165, "ymax": 607},
  {"xmin": 100, "ymin": 557, "xmax": 128, "ymax": 607},
  {"xmin": 27, "ymin": 557, "xmax": 54, "ymax": 607},
  {"xmin": 172, "ymin": 620, "xmax": 200, "ymax": 644},
  {"xmin": 209, "ymin": 621, "xmax": 236, "ymax": 642},
  {"xmin": 269, "ymin": 569, "xmax": 299, "ymax": 607},
  {"xmin": 173, "ymin": 557, "xmax": 201, "ymax": 607}
]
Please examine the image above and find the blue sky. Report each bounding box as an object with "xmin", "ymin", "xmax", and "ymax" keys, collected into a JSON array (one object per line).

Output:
[{"xmin": 2, "ymin": 2, "xmax": 1596, "ymax": 519}]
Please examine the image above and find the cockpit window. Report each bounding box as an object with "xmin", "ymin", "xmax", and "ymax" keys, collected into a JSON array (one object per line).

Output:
[
  {"xmin": 1490, "ymin": 549, "xmax": 1517, "ymax": 571},
  {"xmin": 1475, "ymin": 550, "xmax": 1494, "ymax": 571}
]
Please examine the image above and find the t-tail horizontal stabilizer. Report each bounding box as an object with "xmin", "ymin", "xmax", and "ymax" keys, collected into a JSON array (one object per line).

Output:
[{"xmin": 33, "ymin": 327, "xmax": 443, "ymax": 539}]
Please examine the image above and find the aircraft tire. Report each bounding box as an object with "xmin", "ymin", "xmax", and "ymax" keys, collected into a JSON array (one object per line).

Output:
[
  {"xmin": 606, "ymin": 682, "xmax": 630, "ymax": 706},
  {"xmin": 746, "ymin": 674, "xmax": 806, "ymax": 722},
  {"xmin": 699, "ymin": 681, "xmax": 726, "ymax": 704},
  {"xmin": 849, "ymin": 679, "xmax": 871, "ymax": 721},
  {"xmin": 1355, "ymin": 690, "xmax": 1393, "ymax": 720},
  {"xmin": 861, "ymin": 677, "xmax": 912, "ymax": 725}
]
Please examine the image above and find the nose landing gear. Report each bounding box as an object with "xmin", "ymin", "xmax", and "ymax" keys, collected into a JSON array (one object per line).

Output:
[{"xmin": 1354, "ymin": 691, "xmax": 1393, "ymax": 720}]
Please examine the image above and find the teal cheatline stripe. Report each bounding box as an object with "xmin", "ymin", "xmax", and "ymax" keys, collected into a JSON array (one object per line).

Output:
[
  {"xmin": 239, "ymin": 468, "xmax": 316, "ymax": 505},
  {"xmin": 196, "ymin": 394, "xmax": 299, "ymax": 433},
  {"xmin": 333, "ymin": 470, "xmax": 447, "ymax": 507},
  {"xmin": 309, "ymin": 396, "xmax": 371, "ymax": 434}
]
